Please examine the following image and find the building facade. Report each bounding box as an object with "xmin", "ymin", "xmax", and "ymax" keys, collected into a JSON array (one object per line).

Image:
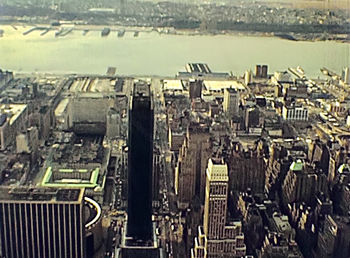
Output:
[
  {"xmin": 282, "ymin": 104, "xmax": 308, "ymax": 121},
  {"xmin": 127, "ymin": 81, "xmax": 154, "ymax": 241},
  {"xmin": 0, "ymin": 104, "xmax": 28, "ymax": 150},
  {"xmin": 223, "ymin": 88, "xmax": 240, "ymax": 118},
  {"xmin": 0, "ymin": 187, "xmax": 85, "ymax": 258},
  {"xmin": 192, "ymin": 159, "xmax": 246, "ymax": 258},
  {"xmin": 175, "ymin": 123, "xmax": 210, "ymax": 209}
]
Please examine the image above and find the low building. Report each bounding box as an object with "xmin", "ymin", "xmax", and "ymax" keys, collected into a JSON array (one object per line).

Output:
[{"xmin": 39, "ymin": 134, "xmax": 110, "ymax": 203}]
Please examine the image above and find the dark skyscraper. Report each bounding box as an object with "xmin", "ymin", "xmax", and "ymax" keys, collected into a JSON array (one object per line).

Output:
[{"xmin": 127, "ymin": 81, "xmax": 154, "ymax": 241}]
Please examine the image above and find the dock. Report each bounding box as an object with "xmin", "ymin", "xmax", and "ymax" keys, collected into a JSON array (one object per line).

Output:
[
  {"xmin": 321, "ymin": 67, "xmax": 340, "ymax": 80},
  {"xmin": 117, "ymin": 29, "xmax": 125, "ymax": 37},
  {"xmin": 40, "ymin": 28, "xmax": 50, "ymax": 36},
  {"xmin": 288, "ymin": 67, "xmax": 305, "ymax": 79},
  {"xmin": 60, "ymin": 28, "xmax": 74, "ymax": 37},
  {"xmin": 55, "ymin": 28, "xmax": 64, "ymax": 37},
  {"xmin": 23, "ymin": 27, "xmax": 37, "ymax": 35}
]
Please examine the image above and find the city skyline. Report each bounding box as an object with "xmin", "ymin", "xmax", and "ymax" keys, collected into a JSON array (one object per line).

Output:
[{"xmin": 0, "ymin": 0, "xmax": 349, "ymax": 256}]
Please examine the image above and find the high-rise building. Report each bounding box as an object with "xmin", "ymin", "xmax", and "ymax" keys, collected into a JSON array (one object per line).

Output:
[
  {"xmin": 189, "ymin": 79, "xmax": 203, "ymax": 99},
  {"xmin": 282, "ymin": 160, "xmax": 328, "ymax": 207},
  {"xmin": 228, "ymin": 142, "xmax": 265, "ymax": 194},
  {"xmin": 261, "ymin": 65, "xmax": 268, "ymax": 78},
  {"xmin": 316, "ymin": 215, "xmax": 350, "ymax": 258},
  {"xmin": 255, "ymin": 65, "xmax": 262, "ymax": 78},
  {"xmin": 0, "ymin": 187, "xmax": 85, "ymax": 258},
  {"xmin": 127, "ymin": 81, "xmax": 154, "ymax": 241},
  {"xmin": 341, "ymin": 67, "xmax": 350, "ymax": 84},
  {"xmin": 175, "ymin": 122, "xmax": 210, "ymax": 209},
  {"xmin": 192, "ymin": 159, "xmax": 246, "ymax": 258},
  {"xmin": 223, "ymin": 88, "xmax": 240, "ymax": 118}
]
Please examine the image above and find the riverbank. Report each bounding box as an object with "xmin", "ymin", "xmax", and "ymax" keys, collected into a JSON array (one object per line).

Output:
[{"xmin": 1, "ymin": 22, "xmax": 349, "ymax": 43}]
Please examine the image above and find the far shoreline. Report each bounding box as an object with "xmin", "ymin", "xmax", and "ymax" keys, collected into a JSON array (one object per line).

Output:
[{"xmin": 0, "ymin": 22, "xmax": 349, "ymax": 44}]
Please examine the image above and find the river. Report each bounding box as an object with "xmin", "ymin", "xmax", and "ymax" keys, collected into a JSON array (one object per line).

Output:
[{"xmin": 0, "ymin": 25, "xmax": 348, "ymax": 77}]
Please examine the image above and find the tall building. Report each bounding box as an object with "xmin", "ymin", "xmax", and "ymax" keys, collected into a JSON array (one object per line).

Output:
[
  {"xmin": 175, "ymin": 122, "xmax": 210, "ymax": 208},
  {"xmin": 192, "ymin": 159, "xmax": 246, "ymax": 258},
  {"xmin": 282, "ymin": 160, "xmax": 328, "ymax": 207},
  {"xmin": 0, "ymin": 187, "xmax": 86, "ymax": 258},
  {"xmin": 127, "ymin": 81, "xmax": 154, "ymax": 241},
  {"xmin": 316, "ymin": 215, "xmax": 350, "ymax": 258},
  {"xmin": 223, "ymin": 88, "xmax": 240, "ymax": 118},
  {"xmin": 189, "ymin": 79, "xmax": 203, "ymax": 99},
  {"xmin": 228, "ymin": 142, "xmax": 265, "ymax": 194},
  {"xmin": 341, "ymin": 67, "xmax": 350, "ymax": 84}
]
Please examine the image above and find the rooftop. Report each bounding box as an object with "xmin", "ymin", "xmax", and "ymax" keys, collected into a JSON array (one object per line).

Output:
[
  {"xmin": 41, "ymin": 167, "xmax": 100, "ymax": 188},
  {"xmin": 54, "ymin": 98, "xmax": 69, "ymax": 117},
  {"xmin": 0, "ymin": 187, "xmax": 84, "ymax": 203},
  {"xmin": 163, "ymin": 79, "xmax": 184, "ymax": 91},
  {"xmin": 133, "ymin": 80, "xmax": 151, "ymax": 98},
  {"xmin": 203, "ymin": 80, "xmax": 246, "ymax": 92},
  {"xmin": 207, "ymin": 158, "xmax": 229, "ymax": 182},
  {"xmin": 0, "ymin": 104, "xmax": 27, "ymax": 126},
  {"xmin": 51, "ymin": 135, "xmax": 105, "ymax": 165},
  {"xmin": 290, "ymin": 160, "xmax": 304, "ymax": 172},
  {"xmin": 69, "ymin": 77, "xmax": 117, "ymax": 93}
]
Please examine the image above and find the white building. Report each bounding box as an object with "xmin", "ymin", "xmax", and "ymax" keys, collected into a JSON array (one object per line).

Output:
[
  {"xmin": 342, "ymin": 67, "xmax": 350, "ymax": 85},
  {"xmin": 192, "ymin": 159, "xmax": 246, "ymax": 258},
  {"xmin": 282, "ymin": 104, "xmax": 308, "ymax": 121}
]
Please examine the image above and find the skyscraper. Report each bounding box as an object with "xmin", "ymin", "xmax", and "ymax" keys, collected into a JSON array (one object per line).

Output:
[
  {"xmin": 192, "ymin": 159, "xmax": 246, "ymax": 258},
  {"xmin": 175, "ymin": 122, "xmax": 210, "ymax": 209},
  {"xmin": 127, "ymin": 81, "xmax": 154, "ymax": 241},
  {"xmin": 0, "ymin": 187, "xmax": 85, "ymax": 258},
  {"xmin": 223, "ymin": 88, "xmax": 240, "ymax": 118}
]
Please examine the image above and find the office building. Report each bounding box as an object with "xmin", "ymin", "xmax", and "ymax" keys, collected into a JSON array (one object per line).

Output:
[
  {"xmin": 127, "ymin": 81, "xmax": 154, "ymax": 241},
  {"xmin": 39, "ymin": 134, "xmax": 109, "ymax": 204},
  {"xmin": 223, "ymin": 88, "xmax": 240, "ymax": 118},
  {"xmin": 255, "ymin": 65, "xmax": 268, "ymax": 78},
  {"xmin": 228, "ymin": 142, "xmax": 265, "ymax": 194},
  {"xmin": 282, "ymin": 103, "xmax": 308, "ymax": 121},
  {"xmin": 316, "ymin": 215, "xmax": 350, "ymax": 258},
  {"xmin": 175, "ymin": 122, "xmax": 210, "ymax": 208},
  {"xmin": 341, "ymin": 67, "xmax": 350, "ymax": 84},
  {"xmin": 282, "ymin": 160, "xmax": 328, "ymax": 207},
  {"xmin": 192, "ymin": 159, "xmax": 246, "ymax": 258},
  {"xmin": 0, "ymin": 187, "xmax": 86, "ymax": 258},
  {"xmin": 0, "ymin": 104, "xmax": 28, "ymax": 150},
  {"xmin": 189, "ymin": 80, "xmax": 203, "ymax": 99}
]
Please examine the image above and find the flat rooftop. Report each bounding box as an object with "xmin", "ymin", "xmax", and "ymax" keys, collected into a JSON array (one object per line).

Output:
[
  {"xmin": 133, "ymin": 81, "xmax": 151, "ymax": 98},
  {"xmin": 203, "ymin": 80, "xmax": 246, "ymax": 92},
  {"xmin": 69, "ymin": 77, "xmax": 118, "ymax": 93},
  {"xmin": 163, "ymin": 80, "xmax": 183, "ymax": 91},
  {"xmin": 55, "ymin": 98, "xmax": 70, "ymax": 117},
  {"xmin": 41, "ymin": 167, "xmax": 100, "ymax": 188},
  {"xmin": 51, "ymin": 135, "xmax": 105, "ymax": 165},
  {"xmin": 0, "ymin": 187, "xmax": 84, "ymax": 203},
  {"xmin": 0, "ymin": 104, "xmax": 27, "ymax": 126}
]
